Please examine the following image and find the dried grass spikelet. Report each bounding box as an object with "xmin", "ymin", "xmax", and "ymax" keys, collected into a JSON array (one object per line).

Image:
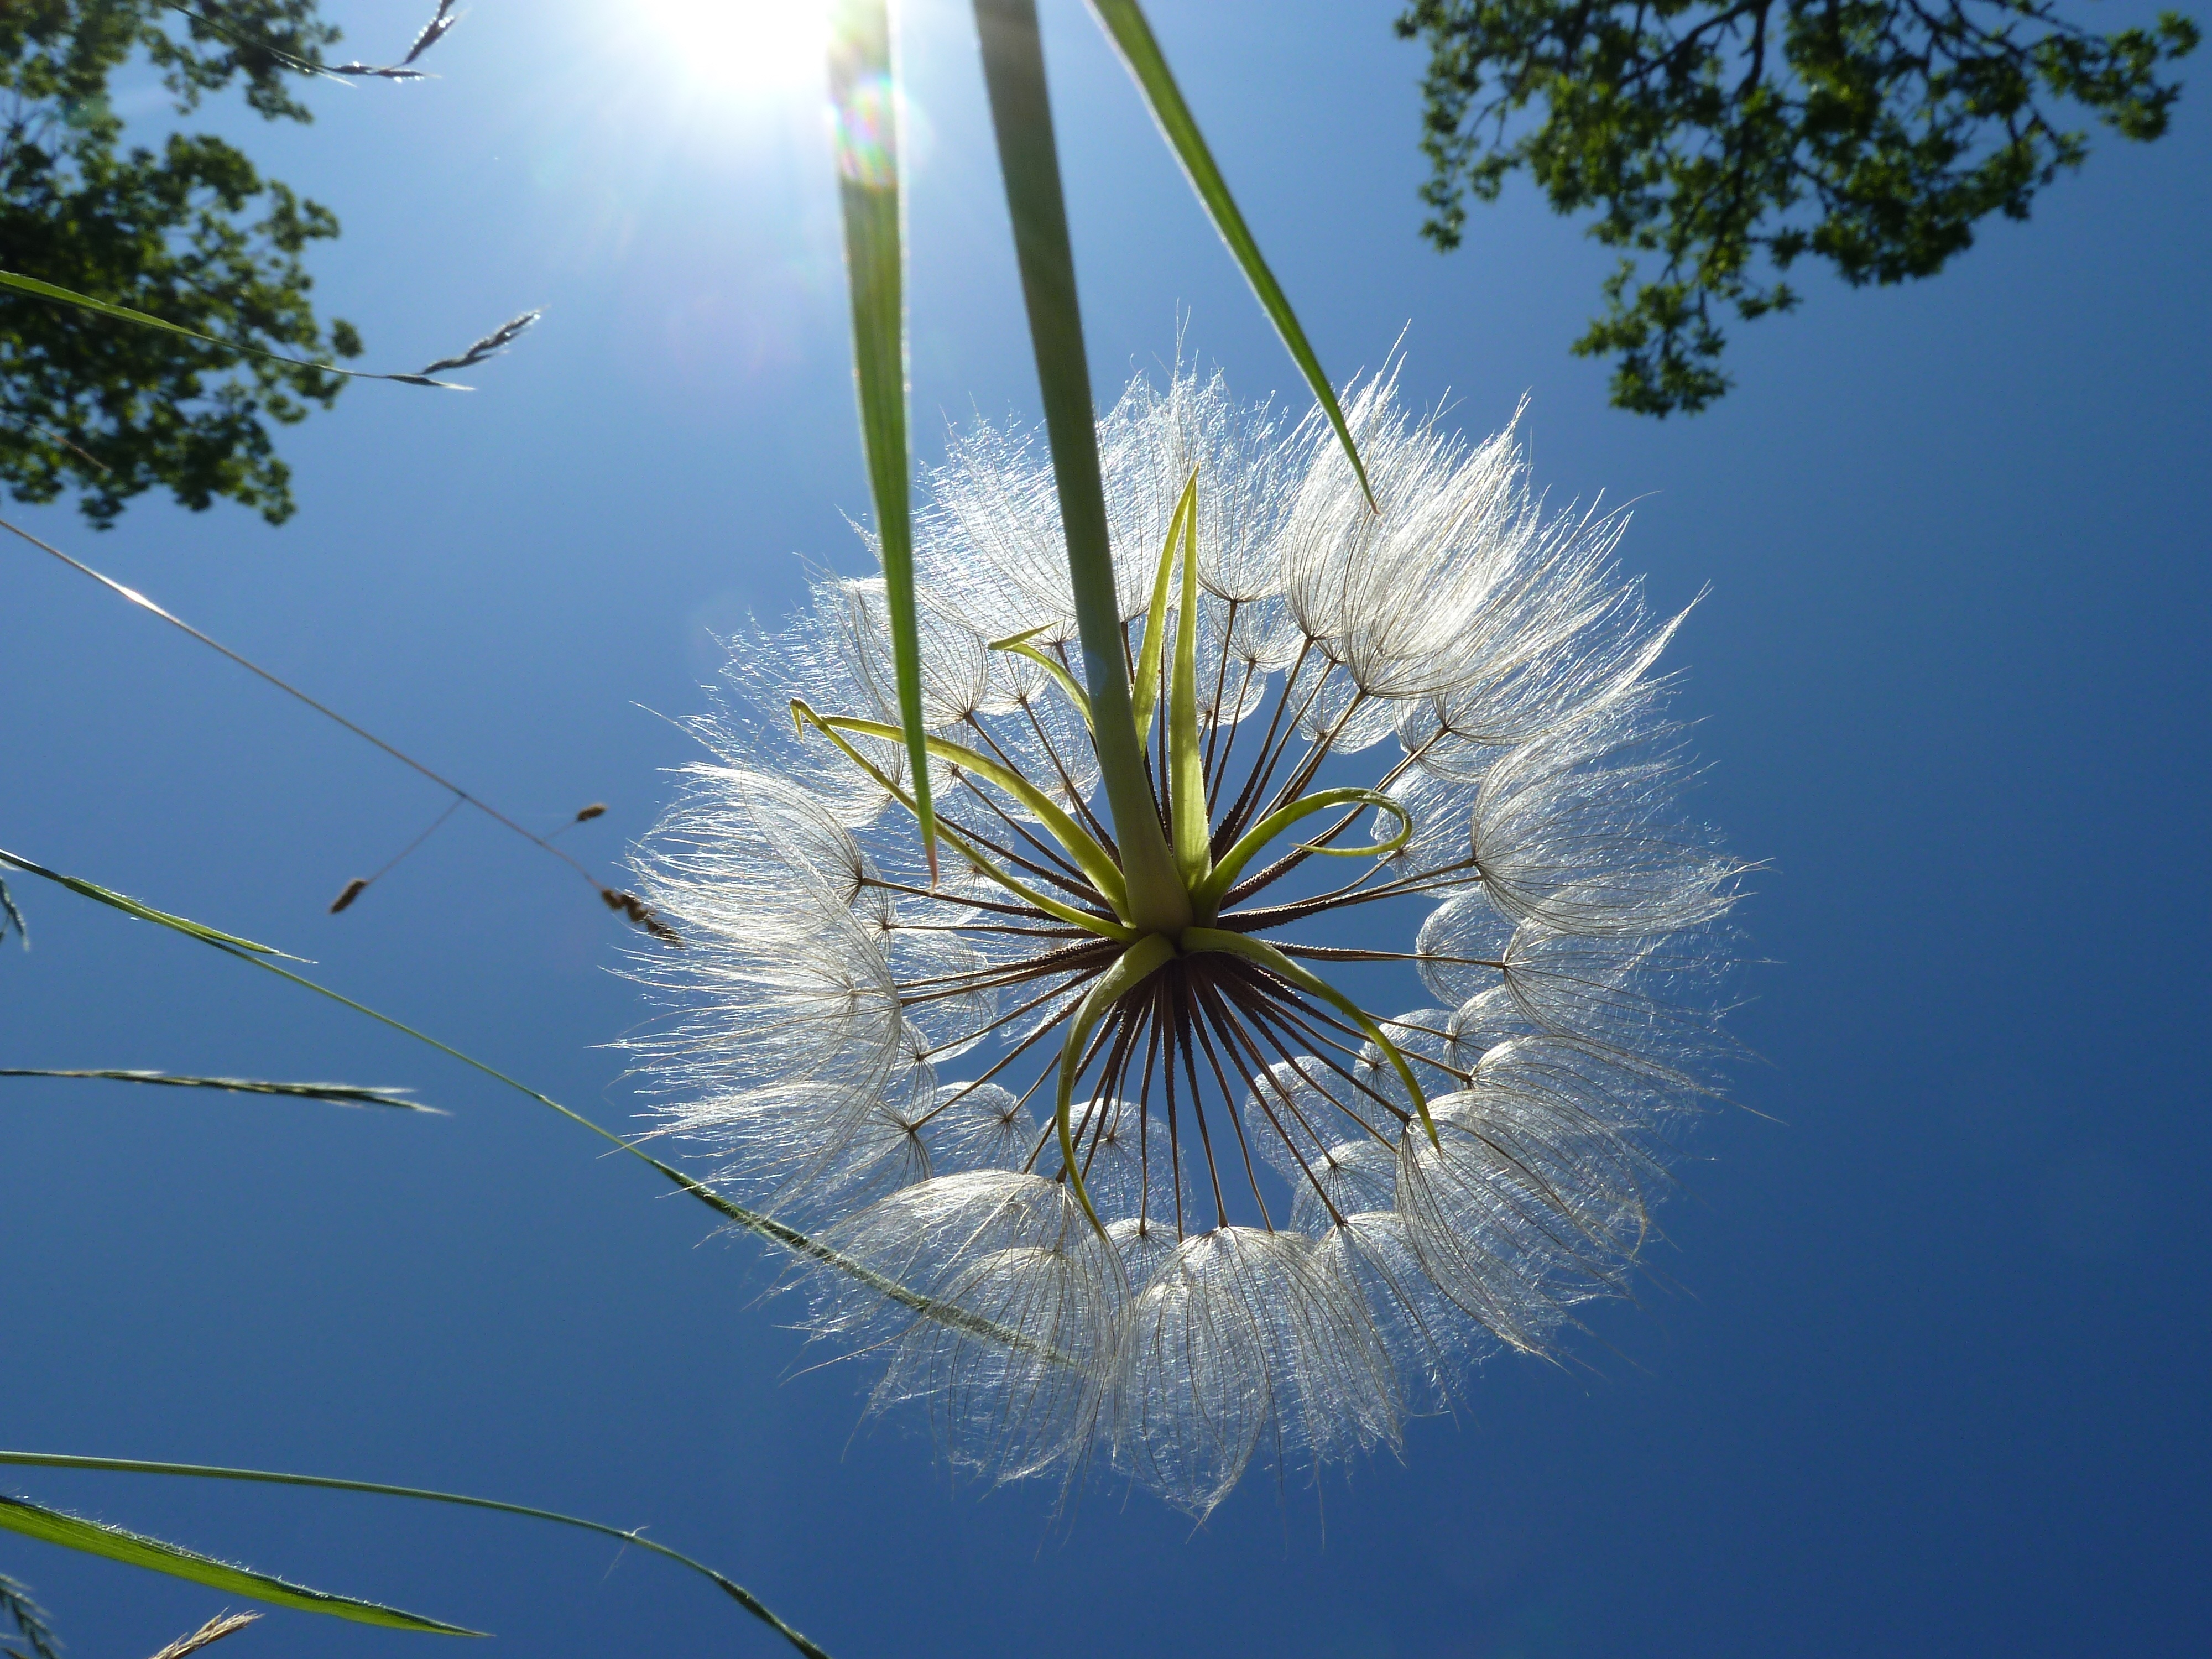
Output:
[{"xmin": 625, "ymin": 360, "xmax": 1746, "ymax": 1515}]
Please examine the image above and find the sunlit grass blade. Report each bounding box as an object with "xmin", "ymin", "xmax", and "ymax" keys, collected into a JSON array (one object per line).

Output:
[
  {"xmin": 0, "ymin": 848, "xmax": 286, "ymax": 957},
  {"xmin": 973, "ymin": 0, "xmax": 1189, "ymax": 933},
  {"xmin": 0, "ymin": 1453, "xmax": 829, "ymax": 1659},
  {"xmin": 1084, "ymin": 0, "xmax": 1375, "ymax": 507},
  {"xmin": 0, "ymin": 270, "xmax": 523, "ymax": 390},
  {"xmin": 829, "ymin": 0, "xmax": 936, "ymax": 878},
  {"xmin": 0, "ymin": 1492, "xmax": 476, "ymax": 1635},
  {"xmin": 0, "ymin": 845, "xmax": 1071, "ymax": 1363},
  {"xmin": 0, "ymin": 1070, "xmax": 432, "ymax": 1112}
]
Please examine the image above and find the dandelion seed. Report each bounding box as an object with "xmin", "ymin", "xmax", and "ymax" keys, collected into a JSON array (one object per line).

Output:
[{"xmin": 627, "ymin": 363, "xmax": 1745, "ymax": 1514}]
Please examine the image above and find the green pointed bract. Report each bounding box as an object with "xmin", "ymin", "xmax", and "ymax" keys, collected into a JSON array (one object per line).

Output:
[
  {"xmin": 790, "ymin": 700, "xmax": 1134, "ymax": 942},
  {"xmin": 1180, "ymin": 927, "xmax": 1441, "ymax": 1150},
  {"xmin": 1082, "ymin": 1, "xmax": 1376, "ymax": 509},
  {"xmin": 828, "ymin": 0, "xmax": 936, "ymax": 878},
  {"xmin": 0, "ymin": 1491, "xmax": 478, "ymax": 1635},
  {"xmin": 1193, "ymin": 787, "xmax": 1413, "ymax": 915},
  {"xmin": 1056, "ymin": 932, "xmax": 1180, "ymax": 1233},
  {"xmin": 1167, "ymin": 474, "xmax": 1211, "ymax": 888},
  {"xmin": 1129, "ymin": 471, "xmax": 1196, "ymax": 754},
  {"xmin": 806, "ymin": 709, "xmax": 1130, "ymax": 919},
  {"xmin": 986, "ymin": 626, "xmax": 1093, "ymax": 731}
]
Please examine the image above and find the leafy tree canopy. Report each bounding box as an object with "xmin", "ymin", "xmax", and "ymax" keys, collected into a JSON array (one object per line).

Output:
[
  {"xmin": 1, "ymin": 1, "xmax": 360, "ymax": 526},
  {"xmin": 1397, "ymin": 0, "xmax": 2201, "ymax": 413}
]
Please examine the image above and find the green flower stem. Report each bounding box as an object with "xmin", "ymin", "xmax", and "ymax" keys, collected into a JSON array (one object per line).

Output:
[
  {"xmin": 1180, "ymin": 927, "xmax": 1440, "ymax": 1149},
  {"xmin": 973, "ymin": 0, "xmax": 1189, "ymax": 937}
]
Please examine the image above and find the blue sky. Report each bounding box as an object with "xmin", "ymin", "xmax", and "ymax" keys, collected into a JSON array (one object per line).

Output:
[{"xmin": 3, "ymin": 2, "xmax": 2208, "ymax": 1656}]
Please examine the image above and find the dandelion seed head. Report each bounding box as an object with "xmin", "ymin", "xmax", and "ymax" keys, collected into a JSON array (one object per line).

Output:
[{"xmin": 627, "ymin": 361, "xmax": 1746, "ymax": 1515}]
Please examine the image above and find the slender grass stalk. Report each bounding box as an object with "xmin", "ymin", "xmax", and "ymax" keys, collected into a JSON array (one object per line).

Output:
[
  {"xmin": 0, "ymin": 1453, "xmax": 830, "ymax": 1659},
  {"xmin": 0, "ymin": 846, "xmax": 1068, "ymax": 1363},
  {"xmin": 0, "ymin": 272, "xmax": 529, "ymax": 391},
  {"xmin": 0, "ymin": 515, "xmax": 669, "ymax": 938}
]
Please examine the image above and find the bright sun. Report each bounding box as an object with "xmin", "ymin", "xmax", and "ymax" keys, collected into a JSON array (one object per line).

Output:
[{"xmin": 632, "ymin": 0, "xmax": 831, "ymax": 98}]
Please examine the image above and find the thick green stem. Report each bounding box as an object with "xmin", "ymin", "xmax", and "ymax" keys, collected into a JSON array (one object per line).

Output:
[{"xmin": 973, "ymin": 0, "xmax": 1188, "ymax": 935}]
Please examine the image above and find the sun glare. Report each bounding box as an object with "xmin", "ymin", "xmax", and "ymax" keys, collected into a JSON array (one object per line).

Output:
[{"xmin": 633, "ymin": 0, "xmax": 831, "ymax": 99}]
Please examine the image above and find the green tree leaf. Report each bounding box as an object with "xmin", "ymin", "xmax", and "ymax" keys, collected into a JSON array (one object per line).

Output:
[
  {"xmin": 0, "ymin": 2, "xmax": 364, "ymax": 524},
  {"xmin": 1398, "ymin": 0, "xmax": 2201, "ymax": 413}
]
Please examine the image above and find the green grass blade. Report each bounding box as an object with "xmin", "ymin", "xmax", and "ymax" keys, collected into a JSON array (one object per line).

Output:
[
  {"xmin": 1084, "ymin": 0, "xmax": 1374, "ymax": 508},
  {"xmin": 973, "ymin": 0, "xmax": 1189, "ymax": 935},
  {"xmin": 0, "ymin": 1454, "xmax": 828, "ymax": 1659},
  {"xmin": 0, "ymin": 848, "xmax": 285, "ymax": 957},
  {"xmin": 829, "ymin": 0, "xmax": 936, "ymax": 877},
  {"xmin": 0, "ymin": 270, "xmax": 516, "ymax": 390},
  {"xmin": 0, "ymin": 844, "xmax": 1071, "ymax": 1364},
  {"xmin": 0, "ymin": 1492, "xmax": 476, "ymax": 1635},
  {"xmin": 0, "ymin": 1070, "xmax": 432, "ymax": 1112}
]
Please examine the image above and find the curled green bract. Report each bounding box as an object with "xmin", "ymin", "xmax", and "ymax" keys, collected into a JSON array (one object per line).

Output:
[
  {"xmin": 986, "ymin": 625, "xmax": 1094, "ymax": 730},
  {"xmin": 1181, "ymin": 927, "xmax": 1440, "ymax": 1151},
  {"xmin": 1056, "ymin": 931, "xmax": 1180, "ymax": 1232},
  {"xmin": 1193, "ymin": 787, "xmax": 1412, "ymax": 915}
]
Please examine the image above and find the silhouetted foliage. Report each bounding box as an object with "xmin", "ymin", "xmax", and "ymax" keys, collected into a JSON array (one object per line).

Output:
[
  {"xmin": 1, "ymin": 2, "xmax": 361, "ymax": 526},
  {"xmin": 1398, "ymin": 0, "xmax": 2201, "ymax": 413}
]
